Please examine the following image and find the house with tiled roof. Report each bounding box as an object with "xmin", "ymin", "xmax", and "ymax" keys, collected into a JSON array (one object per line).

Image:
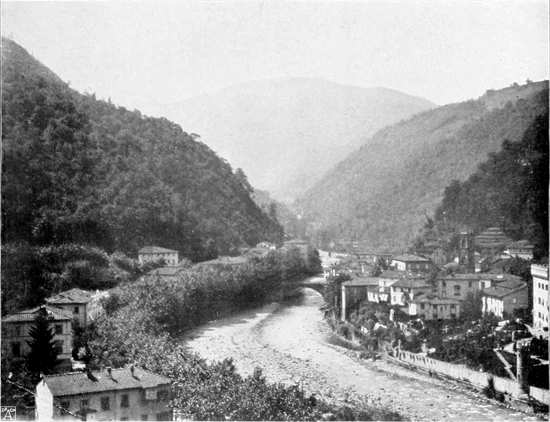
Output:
[
  {"xmin": 46, "ymin": 288, "xmax": 94, "ymax": 327},
  {"xmin": 389, "ymin": 277, "xmax": 433, "ymax": 306},
  {"xmin": 481, "ymin": 279, "xmax": 528, "ymax": 319},
  {"xmin": 475, "ymin": 227, "xmax": 512, "ymax": 255},
  {"xmin": 1, "ymin": 305, "xmax": 73, "ymax": 360},
  {"xmin": 138, "ymin": 246, "xmax": 179, "ymax": 266},
  {"xmin": 390, "ymin": 254, "xmax": 433, "ymax": 272},
  {"xmin": 35, "ymin": 366, "xmax": 172, "ymax": 421},
  {"xmin": 504, "ymin": 240, "xmax": 535, "ymax": 260},
  {"xmin": 407, "ymin": 294, "xmax": 461, "ymax": 320}
]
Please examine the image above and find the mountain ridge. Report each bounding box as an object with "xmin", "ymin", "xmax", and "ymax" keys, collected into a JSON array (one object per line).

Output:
[{"xmin": 153, "ymin": 77, "xmax": 436, "ymax": 201}]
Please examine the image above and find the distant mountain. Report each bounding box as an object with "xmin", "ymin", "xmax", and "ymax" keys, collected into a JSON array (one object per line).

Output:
[
  {"xmin": 251, "ymin": 189, "xmax": 305, "ymax": 239},
  {"xmin": 1, "ymin": 37, "xmax": 283, "ymax": 260},
  {"xmin": 296, "ymin": 80, "xmax": 549, "ymax": 250},
  {"xmin": 154, "ymin": 78, "xmax": 435, "ymax": 201}
]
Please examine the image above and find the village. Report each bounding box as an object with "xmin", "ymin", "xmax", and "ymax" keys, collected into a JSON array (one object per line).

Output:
[
  {"xmin": 1, "ymin": 240, "xmax": 314, "ymax": 421},
  {"xmin": 321, "ymin": 227, "xmax": 549, "ymax": 410}
]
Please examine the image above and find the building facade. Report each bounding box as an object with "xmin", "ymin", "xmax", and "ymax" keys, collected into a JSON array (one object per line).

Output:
[
  {"xmin": 532, "ymin": 264, "xmax": 549, "ymax": 330},
  {"xmin": 481, "ymin": 281, "xmax": 529, "ymax": 319},
  {"xmin": 389, "ymin": 278, "xmax": 433, "ymax": 306},
  {"xmin": 46, "ymin": 288, "xmax": 94, "ymax": 327},
  {"xmin": 1, "ymin": 306, "xmax": 73, "ymax": 360},
  {"xmin": 138, "ymin": 246, "xmax": 179, "ymax": 266},
  {"xmin": 35, "ymin": 367, "xmax": 172, "ymax": 421},
  {"xmin": 504, "ymin": 240, "xmax": 535, "ymax": 261},
  {"xmin": 407, "ymin": 295, "xmax": 461, "ymax": 320},
  {"xmin": 390, "ymin": 254, "xmax": 432, "ymax": 272}
]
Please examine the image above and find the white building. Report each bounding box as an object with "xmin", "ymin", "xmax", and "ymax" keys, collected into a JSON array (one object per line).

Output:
[
  {"xmin": 390, "ymin": 254, "xmax": 432, "ymax": 272},
  {"xmin": 138, "ymin": 246, "xmax": 179, "ymax": 266},
  {"xmin": 532, "ymin": 264, "xmax": 549, "ymax": 330},
  {"xmin": 35, "ymin": 366, "xmax": 172, "ymax": 421}
]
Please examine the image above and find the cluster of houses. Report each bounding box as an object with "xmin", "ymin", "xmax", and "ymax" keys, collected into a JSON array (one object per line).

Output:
[{"xmin": 333, "ymin": 229, "xmax": 548, "ymax": 335}]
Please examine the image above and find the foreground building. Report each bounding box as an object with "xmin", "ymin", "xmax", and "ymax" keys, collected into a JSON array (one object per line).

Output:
[
  {"xmin": 35, "ymin": 366, "xmax": 172, "ymax": 421},
  {"xmin": 1, "ymin": 305, "xmax": 73, "ymax": 360},
  {"xmin": 532, "ymin": 264, "xmax": 549, "ymax": 330},
  {"xmin": 481, "ymin": 279, "xmax": 529, "ymax": 318},
  {"xmin": 46, "ymin": 288, "xmax": 94, "ymax": 327},
  {"xmin": 407, "ymin": 294, "xmax": 461, "ymax": 320},
  {"xmin": 138, "ymin": 246, "xmax": 179, "ymax": 266}
]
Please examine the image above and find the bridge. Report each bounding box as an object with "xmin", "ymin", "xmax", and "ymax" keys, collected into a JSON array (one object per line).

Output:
[{"xmin": 291, "ymin": 276, "xmax": 329, "ymax": 295}]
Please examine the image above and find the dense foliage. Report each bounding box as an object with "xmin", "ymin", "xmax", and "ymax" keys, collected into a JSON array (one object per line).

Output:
[
  {"xmin": 432, "ymin": 116, "xmax": 549, "ymax": 259},
  {"xmin": 298, "ymin": 81, "xmax": 548, "ymax": 250},
  {"xmin": 1, "ymin": 37, "xmax": 283, "ymax": 260},
  {"xmin": 82, "ymin": 248, "xmax": 397, "ymax": 420}
]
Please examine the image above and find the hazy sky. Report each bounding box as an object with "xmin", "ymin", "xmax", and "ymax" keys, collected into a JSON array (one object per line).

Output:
[{"xmin": 2, "ymin": 1, "xmax": 548, "ymax": 114}]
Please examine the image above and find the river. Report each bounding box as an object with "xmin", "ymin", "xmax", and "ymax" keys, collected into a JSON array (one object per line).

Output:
[{"xmin": 184, "ymin": 277, "xmax": 541, "ymax": 421}]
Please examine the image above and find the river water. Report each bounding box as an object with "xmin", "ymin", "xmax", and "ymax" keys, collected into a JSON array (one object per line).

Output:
[{"xmin": 184, "ymin": 277, "xmax": 541, "ymax": 421}]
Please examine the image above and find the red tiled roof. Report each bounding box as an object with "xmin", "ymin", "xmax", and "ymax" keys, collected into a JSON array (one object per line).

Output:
[
  {"xmin": 46, "ymin": 288, "xmax": 93, "ymax": 305},
  {"xmin": 2, "ymin": 305, "xmax": 73, "ymax": 323},
  {"xmin": 43, "ymin": 367, "xmax": 171, "ymax": 397}
]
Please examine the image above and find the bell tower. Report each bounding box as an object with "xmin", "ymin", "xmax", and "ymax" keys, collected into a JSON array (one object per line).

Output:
[{"xmin": 458, "ymin": 229, "xmax": 475, "ymax": 273}]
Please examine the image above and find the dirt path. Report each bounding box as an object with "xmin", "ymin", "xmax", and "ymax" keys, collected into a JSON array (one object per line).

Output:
[{"xmin": 184, "ymin": 285, "xmax": 541, "ymax": 421}]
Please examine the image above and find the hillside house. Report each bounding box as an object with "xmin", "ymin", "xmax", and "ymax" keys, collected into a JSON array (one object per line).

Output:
[
  {"xmin": 2, "ymin": 305, "xmax": 73, "ymax": 361},
  {"xmin": 407, "ymin": 295, "xmax": 461, "ymax": 320},
  {"xmin": 475, "ymin": 227, "xmax": 512, "ymax": 255},
  {"xmin": 504, "ymin": 240, "xmax": 535, "ymax": 261},
  {"xmin": 46, "ymin": 288, "xmax": 94, "ymax": 327},
  {"xmin": 138, "ymin": 246, "xmax": 179, "ymax": 266},
  {"xmin": 389, "ymin": 277, "xmax": 433, "ymax": 306},
  {"xmin": 532, "ymin": 264, "xmax": 549, "ymax": 330},
  {"xmin": 35, "ymin": 366, "xmax": 172, "ymax": 421},
  {"xmin": 390, "ymin": 254, "xmax": 432, "ymax": 272},
  {"xmin": 481, "ymin": 279, "xmax": 529, "ymax": 319}
]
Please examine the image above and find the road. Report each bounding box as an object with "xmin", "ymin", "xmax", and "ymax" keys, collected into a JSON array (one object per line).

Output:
[{"xmin": 183, "ymin": 278, "xmax": 541, "ymax": 421}]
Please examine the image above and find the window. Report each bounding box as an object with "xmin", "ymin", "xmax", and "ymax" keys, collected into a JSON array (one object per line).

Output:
[
  {"xmin": 121, "ymin": 418, "xmax": 128, "ymax": 421},
  {"xmin": 54, "ymin": 340, "xmax": 64, "ymax": 353},
  {"xmin": 450, "ymin": 304, "xmax": 456, "ymax": 310},
  {"xmin": 121, "ymin": 394, "xmax": 129, "ymax": 408},
  {"xmin": 420, "ymin": 303, "xmax": 425, "ymax": 310},
  {"xmin": 157, "ymin": 390, "xmax": 169, "ymax": 402},
  {"xmin": 11, "ymin": 342, "xmax": 20, "ymax": 357},
  {"xmin": 14, "ymin": 325, "xmax": 21, "ymax": 336},
  {"xmin": 442, "ymin": 281, "xmax": 446, "ymax": 287},
  {"xmin": 55, "ymin": 324, "xmax": 63, "ymax": 334},
  {"xmin": 101, "ymin": 396, "xmax": 110, "ymax": 411},
  {"xmin": 80, "ymin": 399, "xmax": 89, "ymax": 408},
  {"xmin": 60, "ymin": 401, "xmax": 70, "ymax": 415},
  {"xmin": 141, "ymin": 415, "xmax": 148, "ymax": 421},
  {"xmin": 468, "ymin": 281, "xmax": 472, "ymax": 288},
  {"xmin": 453, "ymin": 285, "xmax": 461, "ymax": 296},
  {"xmin": 74, "ymin": 306, "xmax": 80, "ymax": 314}
]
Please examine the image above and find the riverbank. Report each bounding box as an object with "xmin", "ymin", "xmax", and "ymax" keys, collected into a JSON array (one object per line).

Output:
[{"xmin": 185, "ymin": 286, "xmax": 544, "ymax": 420}]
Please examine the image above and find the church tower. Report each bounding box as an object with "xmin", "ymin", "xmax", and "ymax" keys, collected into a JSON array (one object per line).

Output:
[{"xmin": 458, "ymin": 229, "xmax": 475, "ymax": 273}]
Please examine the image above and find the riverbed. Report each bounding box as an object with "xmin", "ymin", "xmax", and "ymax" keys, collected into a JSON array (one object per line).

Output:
[{"xmin": 184, "ymin": 278, "xmax": 541, "ymax": 421}]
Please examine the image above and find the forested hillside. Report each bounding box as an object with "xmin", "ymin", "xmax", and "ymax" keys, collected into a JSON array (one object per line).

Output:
[
  {"xmin": 1, "ymin": 37, "xmax": 283, "ymax": 261},
  {"xmin": 429, "ymin": 115, "xmax": 548, "ymax": 259},
  {"xmin": 156, "ymin": 78, "xmax": 435, "ymax": 201},
  {"xmin": 297, "ymin": 81, "xmax": 548, "ymax": 250}
]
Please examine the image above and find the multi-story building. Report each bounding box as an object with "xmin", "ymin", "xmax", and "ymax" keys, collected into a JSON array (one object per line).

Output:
[
  {"xmin": 1, "ymin": 305, "xmax": 73, "ymax": 360},
  {"xmin": 389, "ymin": 277, "xmax": 433, "ymax": 306},
  {"xmin": 481, "ymin": 279, "xmax": 529, "ymax": 319},
  {"xmin": 390, "ymin": 254, "xmax": 432, "ymax": 272},
  {"xmin": 407, "ymin": 294, "xmax": 461, "ymax": 320},
  {"xmin": 504, "ymin": 240, "xmax": 535, "ymax": 261},
  {"xmin": 532, "ymin": 264, "xmax": 549, "ymax": 330},
  {"xmin": 138, "ymin": 246, "xmax": 179, "ymax": 266},
  {"xmin": 46, "ymin": 288, "xmax": 94, "ymax": 328},
  {"xmin": 35, "ymin": 366, "xmax": 172, "ymax": 421},
  {"xmin": 341, "ymin": 278, "xmax": 380, "ymax": 321}
]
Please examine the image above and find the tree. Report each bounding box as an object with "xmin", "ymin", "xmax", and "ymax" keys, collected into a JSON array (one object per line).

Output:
[
  {"xmin": 26, "ymin": 308, "xmax": 59, "ymax": 374},
  {"xmin": 461, "ymin": 291, "xmax": 482, "ymax": 322}
]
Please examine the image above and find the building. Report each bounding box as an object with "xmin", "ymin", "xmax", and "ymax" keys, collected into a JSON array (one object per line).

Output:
[
  {"xmin": 457, "ymin": 230, "xmax": 475, "ymax": 272},
  {"xmin": 35, "ymin": 366, "xmax": 172, "ymax": 421},
  {"xmin": 407, "ymin": 294, "xmax": 461, "ymax": 320},
  {"xmin": 353, "ymin": 251, "xmax": 393, "ymax": 266},
  {"xmin": 46, "ymin": 288, "xmax": 94, "ymax": 327},
  {"xmin": 481, "ymin": 279, "xmax": 529, "ymax": 319},
  {"xmin": 147, "ymin": 266, "xmax": 183, "ymax": 281},
  {"xmin": 389, "ymin": 277, "xmax": 433, "ymax": 306},
  {"xmin": 504, "ymin": 240, "xmax": 535, "ymax": 261},
  {"xmin": 341, "ymin": 278, "xmax": 380, "ymax": 321},
  {"xmin": 1, "ymin": 305, "xmax": 73, "ymax": 360},
  {"xmin": 532, "ymin": 264, "xmax": 549, "ymax": 330},
  {"xmin": 390, "ymin": 254, "xmax": 432, "ymax": 272},
  {"xmin": 437, "ymin": 274, "xmax": 484, "ymax": 301},
  {"xmin": 138, "ymin": 246, "xmax": 179, "ymax": 266}
]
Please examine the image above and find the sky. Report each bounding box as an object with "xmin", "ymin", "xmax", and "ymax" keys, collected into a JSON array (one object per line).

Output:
[{"xmin": 1, "ymin": 1, "xmax": 548, "ymax": 115}]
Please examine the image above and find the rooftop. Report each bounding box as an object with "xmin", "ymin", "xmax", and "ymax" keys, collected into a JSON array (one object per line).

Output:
[
  {"xmin": 2, "ymin": 305, "xmax": 73, "ymax": 323},
  {"xmin": 379, "ymin": 270, "xmax": 425, "ymax": 280},
  {"xmin": 147, "ymin": 266, "xmax": 182, "ymax": 277},
  {"xmin": 392, "ymin": 254, "xmax": 431, "ymax": 263},
  {"xmin": 413, "ymin": 294, "xmax": 461, "ymax": 304},
  {"xmin": 342, "ymin": 277, "xmax": 381, "ymax": 287},
  {"xmin": 392, "ymin": 278, "xmax": 432, "ymax": 289},
  {"xmin": 46, "ymin": 288, "xmax": 93, "ymax": 305},
  {"xmin": 42, "ymin": 367, "xmax": 171, "ymax": 397},
  {"xmin": 483, "ymin": 283, "xmax": 527, "ymax": 298},
  {"xmin": 506, "ymin": 240, "xmax": 534, "ymax": 249},
  {"xmin": 138, "ymin": 246, "xmax": 178, "ymax": 254}
]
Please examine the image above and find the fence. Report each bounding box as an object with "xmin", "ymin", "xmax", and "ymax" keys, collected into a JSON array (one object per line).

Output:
[{"xmin": 395, "ymin": 350, "xmax": 534, "ymax": 400}]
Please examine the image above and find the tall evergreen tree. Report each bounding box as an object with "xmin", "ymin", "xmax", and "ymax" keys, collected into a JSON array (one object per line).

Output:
[{"xmin": 26, "ymin": 308, "xmax": 59, "ymax": 374}]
